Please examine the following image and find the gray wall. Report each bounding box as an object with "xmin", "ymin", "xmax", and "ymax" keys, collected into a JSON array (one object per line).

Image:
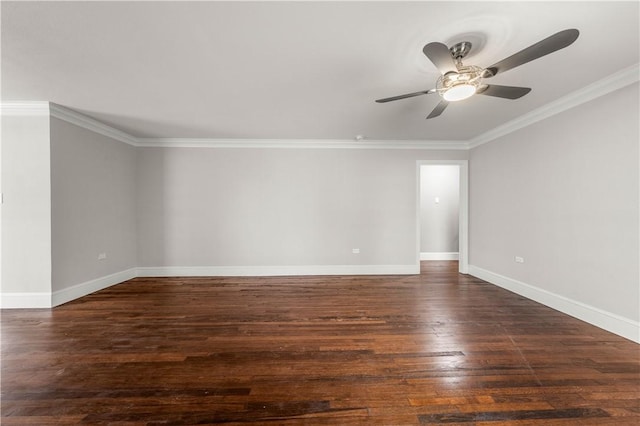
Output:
[
  {"xmin": 137, "ymin": 148, "xmax": 468, "ymax": 269},
  {"xmin": 469, "ymin": 82, "xmax": 639, "ymax": 322},
  {"xmin": 1, "ymin": 114, "xmax": 52, "ymax": 295},
  {"xmin": 50, "ymin": 118, "xmax": 137, "ymax": 292},
  {"xmin": 420, "ymin": 165, "xmax": 459, "ymax": 253}
]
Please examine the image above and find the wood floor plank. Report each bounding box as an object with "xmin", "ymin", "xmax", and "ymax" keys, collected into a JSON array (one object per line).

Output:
[{"xmin": 2, "ymin": 261, "xmax": 638, "ymax": 425}]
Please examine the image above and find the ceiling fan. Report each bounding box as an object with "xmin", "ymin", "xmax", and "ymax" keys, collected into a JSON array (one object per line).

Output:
[{"xmin": 375, "ymin": 29, "xmax": 580, "ymax": 119}]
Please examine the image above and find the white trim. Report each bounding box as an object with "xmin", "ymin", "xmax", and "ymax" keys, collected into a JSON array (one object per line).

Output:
[
  {"xmin": 49, "ymin": 103, "xmax": 139, "ymax": 147},
  {"xmin": 468, "ymin": 63, "xmax": 640, "ymax": 148},
  {"xmin": 417, "ymin": 160, "xmax": 469, "ymax": 274},
  {"xmin": 0, "ymin": 101, "xmax": 50, "ymax": 116},
  {"xmin": 457, "ymin": 162, "xmax": 469, "ymax": 274},
  {"xmin": 0, "ymin": 292, "xmax": 51, "ymax": 309},
  {"xmin": 468, "ymin": 265, "xmax": 640, "ymax": 344},
  {"xmin": 51, "ymin": 268, "xmax": 138, "ymax": 307},
  {"xmin": 420, "ymin": 252, "xmax": 459, "ymax": 261},
  {"xmin": 137, "ymin": 264, "xmax": 419, "ymax": 277},
  {"xmin": 135, "ymin": 138, "xmax": 469, "ymax": 150}
]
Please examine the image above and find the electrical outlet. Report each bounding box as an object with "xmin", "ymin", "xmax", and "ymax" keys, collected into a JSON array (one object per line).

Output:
[
  {"xmin": 514, "ymin": 256, "xmax": 524, "ymax": 263},
  {"xmin": 98, "ymin": 253, "xmax": 107, "ymax": 260},
  {"xmin": 352, "ymin": 248, "xmax": 360, "ymax": 254}
]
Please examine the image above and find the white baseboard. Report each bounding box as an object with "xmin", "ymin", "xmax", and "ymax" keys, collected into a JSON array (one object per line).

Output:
[
  {"xmin": 468, "ymin": 265, "xmax": 640, "ymax": 344},
  {"xmin": 0, "ymin": 292, "xmax": 51, "ymax": 309},
  {"xmin": 2, "ymin": 269, "xmax": 138, "ymax": 309},
  {"xmin": 51, "ymin": 268, "xmax": 138, "ymax": 307},
  {"xmin": 420, "ymin": 252, "xmax": 459, "ymax": 261},
  {"xmin": 2, "ymin": 265, "xmax": 419, "ymax": 309},
  {"xmin": 137, "ymin": 264, "xmax": 420, "ymax": 277}
]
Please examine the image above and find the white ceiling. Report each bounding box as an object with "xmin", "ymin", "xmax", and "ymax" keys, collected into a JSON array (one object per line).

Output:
[{"xmin": 2, "ymin": 1, "xmax": 639, "ymax": 142}]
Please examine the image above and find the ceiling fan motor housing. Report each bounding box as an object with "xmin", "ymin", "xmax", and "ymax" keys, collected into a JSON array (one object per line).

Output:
[{"xmin": 433, "ymin": 42, "xmax": 485, "ymax": 101}]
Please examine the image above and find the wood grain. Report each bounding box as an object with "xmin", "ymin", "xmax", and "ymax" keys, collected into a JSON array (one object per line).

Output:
[{"xmin": 2, "ymin": 261, "xmax": 638, "ymax": 425}]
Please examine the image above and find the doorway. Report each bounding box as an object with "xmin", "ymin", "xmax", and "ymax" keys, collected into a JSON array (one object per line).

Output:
[{"xmin": 416, "ymin": 161, "xmax": 468, "ymax": 274}]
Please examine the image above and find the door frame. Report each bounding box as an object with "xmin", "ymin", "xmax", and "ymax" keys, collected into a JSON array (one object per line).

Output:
[{"xmin": 416, "ymin": 160, "xmax": 469, "ymax": 274}]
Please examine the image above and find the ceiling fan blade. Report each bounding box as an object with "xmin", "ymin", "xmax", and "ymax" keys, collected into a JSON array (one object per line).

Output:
[
  {"xmin": 423, "ymin": 42, "xmax": 458, "ymax": 75},
  {"xmin": 426, "ymin": 100, "xmax": 449, "ymax": 119},
  {"xmin": 375, "ymin": 89, "xmax": 436, "ymax": 103},
  {"xmin": 477, "ymin": 85, "xmax": 531, "ymax": 99},
  {"xmin": 484, "ymin": 29, "xmax": 579, "ymax": 77}
]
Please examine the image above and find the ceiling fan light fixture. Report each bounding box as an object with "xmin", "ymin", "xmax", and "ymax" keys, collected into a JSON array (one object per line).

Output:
[{"xmin": 436, "ymin": 64, "xmax": 484, "ymax": 102}]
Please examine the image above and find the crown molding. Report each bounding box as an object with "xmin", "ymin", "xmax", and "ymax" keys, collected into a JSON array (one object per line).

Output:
[
  {"xmin": 135, "ymin": 138, "xmax": 469, "ymax": 150},
  {"xmin": 0, "ymin": 101, "xmax": 50, "ymax": 116},
  {"xmin": 468, "ymin": 63, "xmax": 640, "ymax": 149},
  {"xmin": 3, "ymin": 64, "xmax": 637, "ymax": 150},
  {"xmin": 49, "ymin": 103, "xmax": 139, "ymax": 146}
]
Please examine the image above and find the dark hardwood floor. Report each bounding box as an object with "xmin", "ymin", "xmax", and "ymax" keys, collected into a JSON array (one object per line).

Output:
[{"xmin": 2, "ymin": 261, "xmax": 638, "ymax": 425}]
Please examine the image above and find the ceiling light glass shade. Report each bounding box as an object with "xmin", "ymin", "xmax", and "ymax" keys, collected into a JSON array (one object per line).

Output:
[
  {"xmin": 436, "ymin": 65, "xmax": 484, "ymax": 102},
  {"xmin": 443, "ymin": 84, "xmax": 476, "ymax": 101}
]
